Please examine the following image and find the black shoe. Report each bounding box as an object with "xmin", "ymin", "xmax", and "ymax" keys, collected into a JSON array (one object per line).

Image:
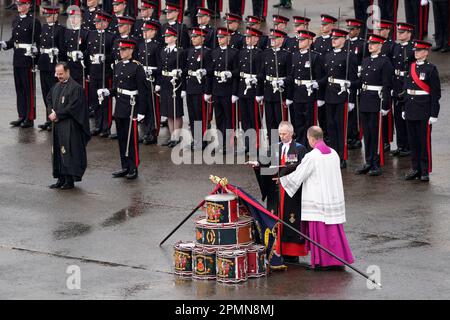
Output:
[
  {"xmin": 431, "ymin": 46, "xmax": 442, "ymax": 52},
  {"xmin": 383, "ymin": 143, "xmax": 391, "ymax": 152},
  {"xmin": 49, "ymin": 179, "xmax": 65, "ymax": 189},
  {"xmin": 283, "ymin": 256, "xmax": 299, "ymax": 264},
  {"xmin": 20, "ymin": 120, "xmax": 34, "ymax": 128},
  {"xmin": 348, "ymin": 140, "xmax": 362, "ymax": 150},
  {"xmin": 355, "ymin": 164, "xmax": 371, "ymax": 175},
  {"xmin": 161, "ymin": 140, "xmax": 171, "ymax": 146},
  {"xmin": 10, "ymin": 118, "xmax": 24, "ymax": 127},
  {"xmin": 340, "ymin": 160, "xmax": 347, "ymax": 169},
  {"xmin": 60, "ymin": 182, "xmax": 75, "ymax": 190},
  {"xmin": 109, "ymin": 133, "xmax": 118, "ymax": 139},
  {"xmin": 91, "ymin": 128, "xmax": 101, "ymax": 136},
  {"xmin": 89, "ymin": 110, "xmax": 95, "ymax": 118},
  {"xmin": 47, "ymin": 125, "xmax": 52, "ymax": 131},
  {"xmin": 420, "ymin": 173, "xmax": 430, "ymax": 182},
  {"xmin": 143, "ymin": 135, "xmax": 157, "ymax": 145},
  {"xmin": 112, "ymin": 168, "xmax": 129, "ymax": 178},
  {"xmin": 184, "ymin": 10, "xmax": 190, "ymax": 16},
  {"xmin": 38, "ymin": 122, "xmax": 51, "ymax": 130},
  {"xmin": 126, "ymin": 168, "xmax": 138, "ymax": 180},
  {"xmin": 284, "ymin": 1, "xmax": 292, "ymax": 8},
  {"xmin": 399, "ymin": 149, "xmax": 411, "ymax": 157},
  {"xmin": 160, "ymin": 120, "xmax": 168, "ymax": 128},
  {"xmin": 390, "ymin": 149, "xmax": 400, "ymax": 156},
  {"xmin": 99, "ymin": 130, "xmax": 110, "ymax": 137},
  {"xmin": 441, "ymin": 47, "xmax": 450, "ymax": 53},
  {"xmin": 273, "ymin": 2, "xmax": 284, "ymax": 7},
  {"xmin": 368, "ymin": 167, "xmax": 382, "ymax": 176},
  {"xmin": 138, "ymin": 137, "xmax": 144, "ymax": 144},
  {"xmin": 168, "ymin": 140, "xmax": 180, "ymax": 148},
  {"xmin": 405, "ymin": 170, "xmax": 420, "ymax": 180}
]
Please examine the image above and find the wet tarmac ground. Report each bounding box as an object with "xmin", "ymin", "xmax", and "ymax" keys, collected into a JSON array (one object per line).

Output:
[{"xmin": 1, "ymin": 1, "xmax": 450, "ymax": 299}]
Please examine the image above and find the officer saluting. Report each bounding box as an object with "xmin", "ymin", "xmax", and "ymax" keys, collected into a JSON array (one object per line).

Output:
[
  {"xmin": 354, "ymin": 34, "xmax": 393, "ymax": 177},
  {"xmin": 403, "ymin": 40, "xmax": 441, "ymax": 182},
  {"xmin": 98, "ymin": 39, "xmax": 149, "ymax": 180},
  {"xmin": 136, "ymin": 20, "xmax": 162, "ymax": 145},
  {"xmin": 1, "ymin": 0, "xmax": 41, "ymax": 128},
  {"xmin": 37, "ymin": 5, "xmax": 66, "ymax": 131},
  {"xmin": 184, "ymin": 27, "xmax": 212, "ymax": 150},
  {"xmin": 390, "ymin": 22, "xmax": 415, "ymax": 157},
  {"xmin": 287, "ymin": 29, "xmax": 323, "ymax": 147}
]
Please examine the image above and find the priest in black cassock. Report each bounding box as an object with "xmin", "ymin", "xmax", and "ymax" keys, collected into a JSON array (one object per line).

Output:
[
  {"xmin": 252, "ymin": 121, "xmax": 308, "ymax": 264},
  {"xmin": 47, "ymin": 62, "xmax": 91, "ymax": 190}
]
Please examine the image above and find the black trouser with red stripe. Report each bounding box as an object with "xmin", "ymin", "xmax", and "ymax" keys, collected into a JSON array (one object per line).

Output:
[
  {"xmin": 252, "ymin": 0, "xmax": 268, "ymax": 19},
  {"xmin": 293, "ymin": 102, "xmax": 314, "ymax": 147},
  {"xmin": 361, "ymin": 111, "xmax": 381, "ymax": 169},
  {"xmin": 89, "ymin": 77, "xmax": 112, "ymax": 132},
  {"xmin": 229, "ymin": 0, "xmax": 245, "ymax": 16},
  {"xmin": 326, "ymin": 103, "xmax": 346, "ymax": 160},
  {"xmin": 265, "ymin": 101, "xmax": 283, "ymax": 146},
  {"xmin": 214, "ymin": 95, "xmax": 233, "ymax": 147},
  {"xmin": 116, "ymin": 117, "xmax": 139, "ymax": 171},
  {"xmin": 393, "ymin": 97, "xmax": 409, "ymax": 151},
  {"xmin": 40, "ymin": 71, "xmax": 57, "ymax": 123},
  {"xmin": 407, "ymin": 119, "xmax": 431, "ymax": 175},
  {"xmin": 187, "ymin": 93, "xmax": 206, "ymax": 141},
  {"xmin": 239, "ymin": 97, "xmax": 260, "ymax": 149},
  {"xmin": 13, "ymin": 67, "xmax": 35, "ymax": 121}
]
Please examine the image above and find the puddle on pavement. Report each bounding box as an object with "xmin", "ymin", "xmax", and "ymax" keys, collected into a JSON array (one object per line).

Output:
[
  {"xmin": 53, "ymin": 222, "xmax": 92, "ymax": 240},
  {"xmin": 101, "ymin": 202, "xmax": 150, "ymax": 228}
]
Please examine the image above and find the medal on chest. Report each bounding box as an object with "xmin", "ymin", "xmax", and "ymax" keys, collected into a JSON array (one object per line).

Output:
[{"xmin": 419, "ymin": 72, "xmax": 426, "ymax": 80}]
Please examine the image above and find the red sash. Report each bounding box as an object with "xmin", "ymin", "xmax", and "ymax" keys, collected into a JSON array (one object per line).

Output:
[{"xmin": 410, "ymin": 62, "xmax": 431, "ymax": 93}]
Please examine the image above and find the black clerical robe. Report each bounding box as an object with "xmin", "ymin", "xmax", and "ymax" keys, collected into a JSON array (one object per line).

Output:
[{"xmin": 46, "ymin": 77, "xmax": 91, "ymax": 181}]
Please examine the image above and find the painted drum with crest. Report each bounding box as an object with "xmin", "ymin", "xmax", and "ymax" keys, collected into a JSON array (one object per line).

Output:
[
  {"xmin": 195, "ymin": 216, "xmax": 253, "ymax": 249},
  {"xmin": 245, "ymin": 244, "xmax": 267, "ymax": 278},
  {"xmin": 204, "ymin": 193, "xmax": 239, "ymax": 223},
  {"xmin": 216, "ymin": 249, "xmax": 248, "ymax": 283},
  {"xmin": 173, "ymin": 241, "xmax": 196, "ymax": 276},
  {"xmin": 192, "ymin": 246, "xmax": 217, "ymax": 280}
]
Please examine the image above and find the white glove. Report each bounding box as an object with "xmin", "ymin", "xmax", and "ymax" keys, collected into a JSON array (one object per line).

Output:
[
  {"xmin": 344, "ymin": 80, "xmax": 351, "ymax": 89},
  {"xmin": 197, "ymin": 69, "xmax": 207, "ymax": 77},
  {"xmin": 174, "ymin": 69, "xmax": 182, "ymax": 77},
  {"xmin": 312, "ymin": 81, "xmax": 319, "ymax": 89},
  {"xmin": 31, "ymin": 45, "xmax": 38, "ymax": 54},
  {"xmin": 98, "ymin": 54, "xmax": 105, "ymax": 63},
  {"xmin": 75, "ymin": 51, "xmax": 83, "ymax": 59},
  {"xmin": 97, "ymin": 88, "xmax": 110, "ymax": 97},
  {"xmin": 402, "ymin": 111, "xmax": 405, "ymax": 120},
  {"xmin": 0, "ymin": 41, "xmax": 7, "ymax": 50},
  {"xmin": 52, "ymin": 48, "xmax": 59, "ymax": 56},
  {"xmin": 170, "ymin": 77, "xmax": 177, "ymax": 86},
  {"xmin": 245, "ymin": 77, "xmax": 257, "ymax": 86},
  {"xmin": 145, "ymin": 69, "xmax": 153, "ymax": 78},
  {"xmin": 256, "ymin": 96, "xmax": 264, "ymax": 103},
  {"xmin": 204, "ymin": 94, "xmax": 211, "ymax": 102},
  {"xmin": 317, "ymin": 100, "xmax": 325, "ymax": 107},
  {"xmin": 348, "ymin": 103, "xmax": 355, "ymax": 112},
  {"xmin": 181, "ymin": 90, "xmax": 186, "ymax": 98},
  {"xmin": 420, "ymin": 0, "xmax": 429, "ymax": 6},
  {"xmin": 380, "ymin": 109, "xmax": 389, "ymax": 116},
  {"xmin": 231, "ymin": 95, "xmax": 239, "ymax": 103},
  {"xmin": 276, "ymin": 79, "xmax": 284, "ymax": 87},
  {"xmin": 429, "ymin": 117, "xmax": 437, "ymax": 124},
  {"xmin": 137, "ymin": 114, "xmax": 145, "ymax": 122},
  {"xmin": 223, "ymin": 71, "xmax": 232, "ymax": 78},
  {"xmin": 286, "ymin": 99, "xmax": 293, "ymax": 106},
  {"xmin": 155, "ymin": 85, "xmax": 161, "ymax": 92}
]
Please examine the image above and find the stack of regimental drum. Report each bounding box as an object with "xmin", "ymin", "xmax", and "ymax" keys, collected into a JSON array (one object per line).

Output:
[{"xmin": 173, "ymin": 193, "xmax": 268, "ymax": 283}]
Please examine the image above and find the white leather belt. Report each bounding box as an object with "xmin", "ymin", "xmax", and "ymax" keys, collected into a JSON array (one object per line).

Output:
[
  {"xmin": 328, "ymin": 77, "xmax": 347, "ymax": 85},
  {"xmin": 395, "ymin": 69, "xmax": 406, "ymax": 76},
  {"xmin": 265, "ymin": 76, "xmax": 286, "ymax": 81},
  {"xmin": 362, "ymin": 84, "xmax": 383, "ymax": 93},
  {"xmin": 162, "ymin": 70, "xmax": 177, "ymax": 77},
  {"xmin": 295, "ymin": 79, "xmax": 314, "ymax": 86},
  {"xmin": 214, "ymin": 71, "xmax": 231, "ymax": 77},
  {"xmin": 14, "ymin": 43, "xmax": 32, "ymax": 49},
  {"xmin": 240, "ymin": 72, "xmax": 257, "ymax": 79},
  {"xmin": 90, "ymin": 53, "xmax": 105, "ymax": 64},
  {"xmin": 143, "ymin": 66, "xmax": 157, "ymax": 71},
  {"xmin": 188, "ymin": 70, "xmax": 199, "ymax": 76},
  {"xmin": 117, "ymin": 88, "xmax": 138, "ymax": 96},
  {"xmin": 407, "ymin": 89, "xmax": 429, "ymax": 96},
  {"xmin": 41, "ymin": 48, "xmax": 55, "ymax": 54}
]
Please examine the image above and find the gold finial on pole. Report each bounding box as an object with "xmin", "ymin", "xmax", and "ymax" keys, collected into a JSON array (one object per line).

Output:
[{"xmin": 209, "ymin": 175, "xmax": 229, "ymax": 187}]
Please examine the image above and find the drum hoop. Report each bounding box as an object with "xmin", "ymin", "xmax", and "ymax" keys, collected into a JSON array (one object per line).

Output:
[{"xmin": 205, "ymin": 194, "xmax": 237, "ymax": 201}]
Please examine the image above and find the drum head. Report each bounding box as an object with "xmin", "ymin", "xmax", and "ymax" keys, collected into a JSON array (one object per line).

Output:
[{"xmin": 205, "ymin": 194, "xmax": 236, "ymax": 202}]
